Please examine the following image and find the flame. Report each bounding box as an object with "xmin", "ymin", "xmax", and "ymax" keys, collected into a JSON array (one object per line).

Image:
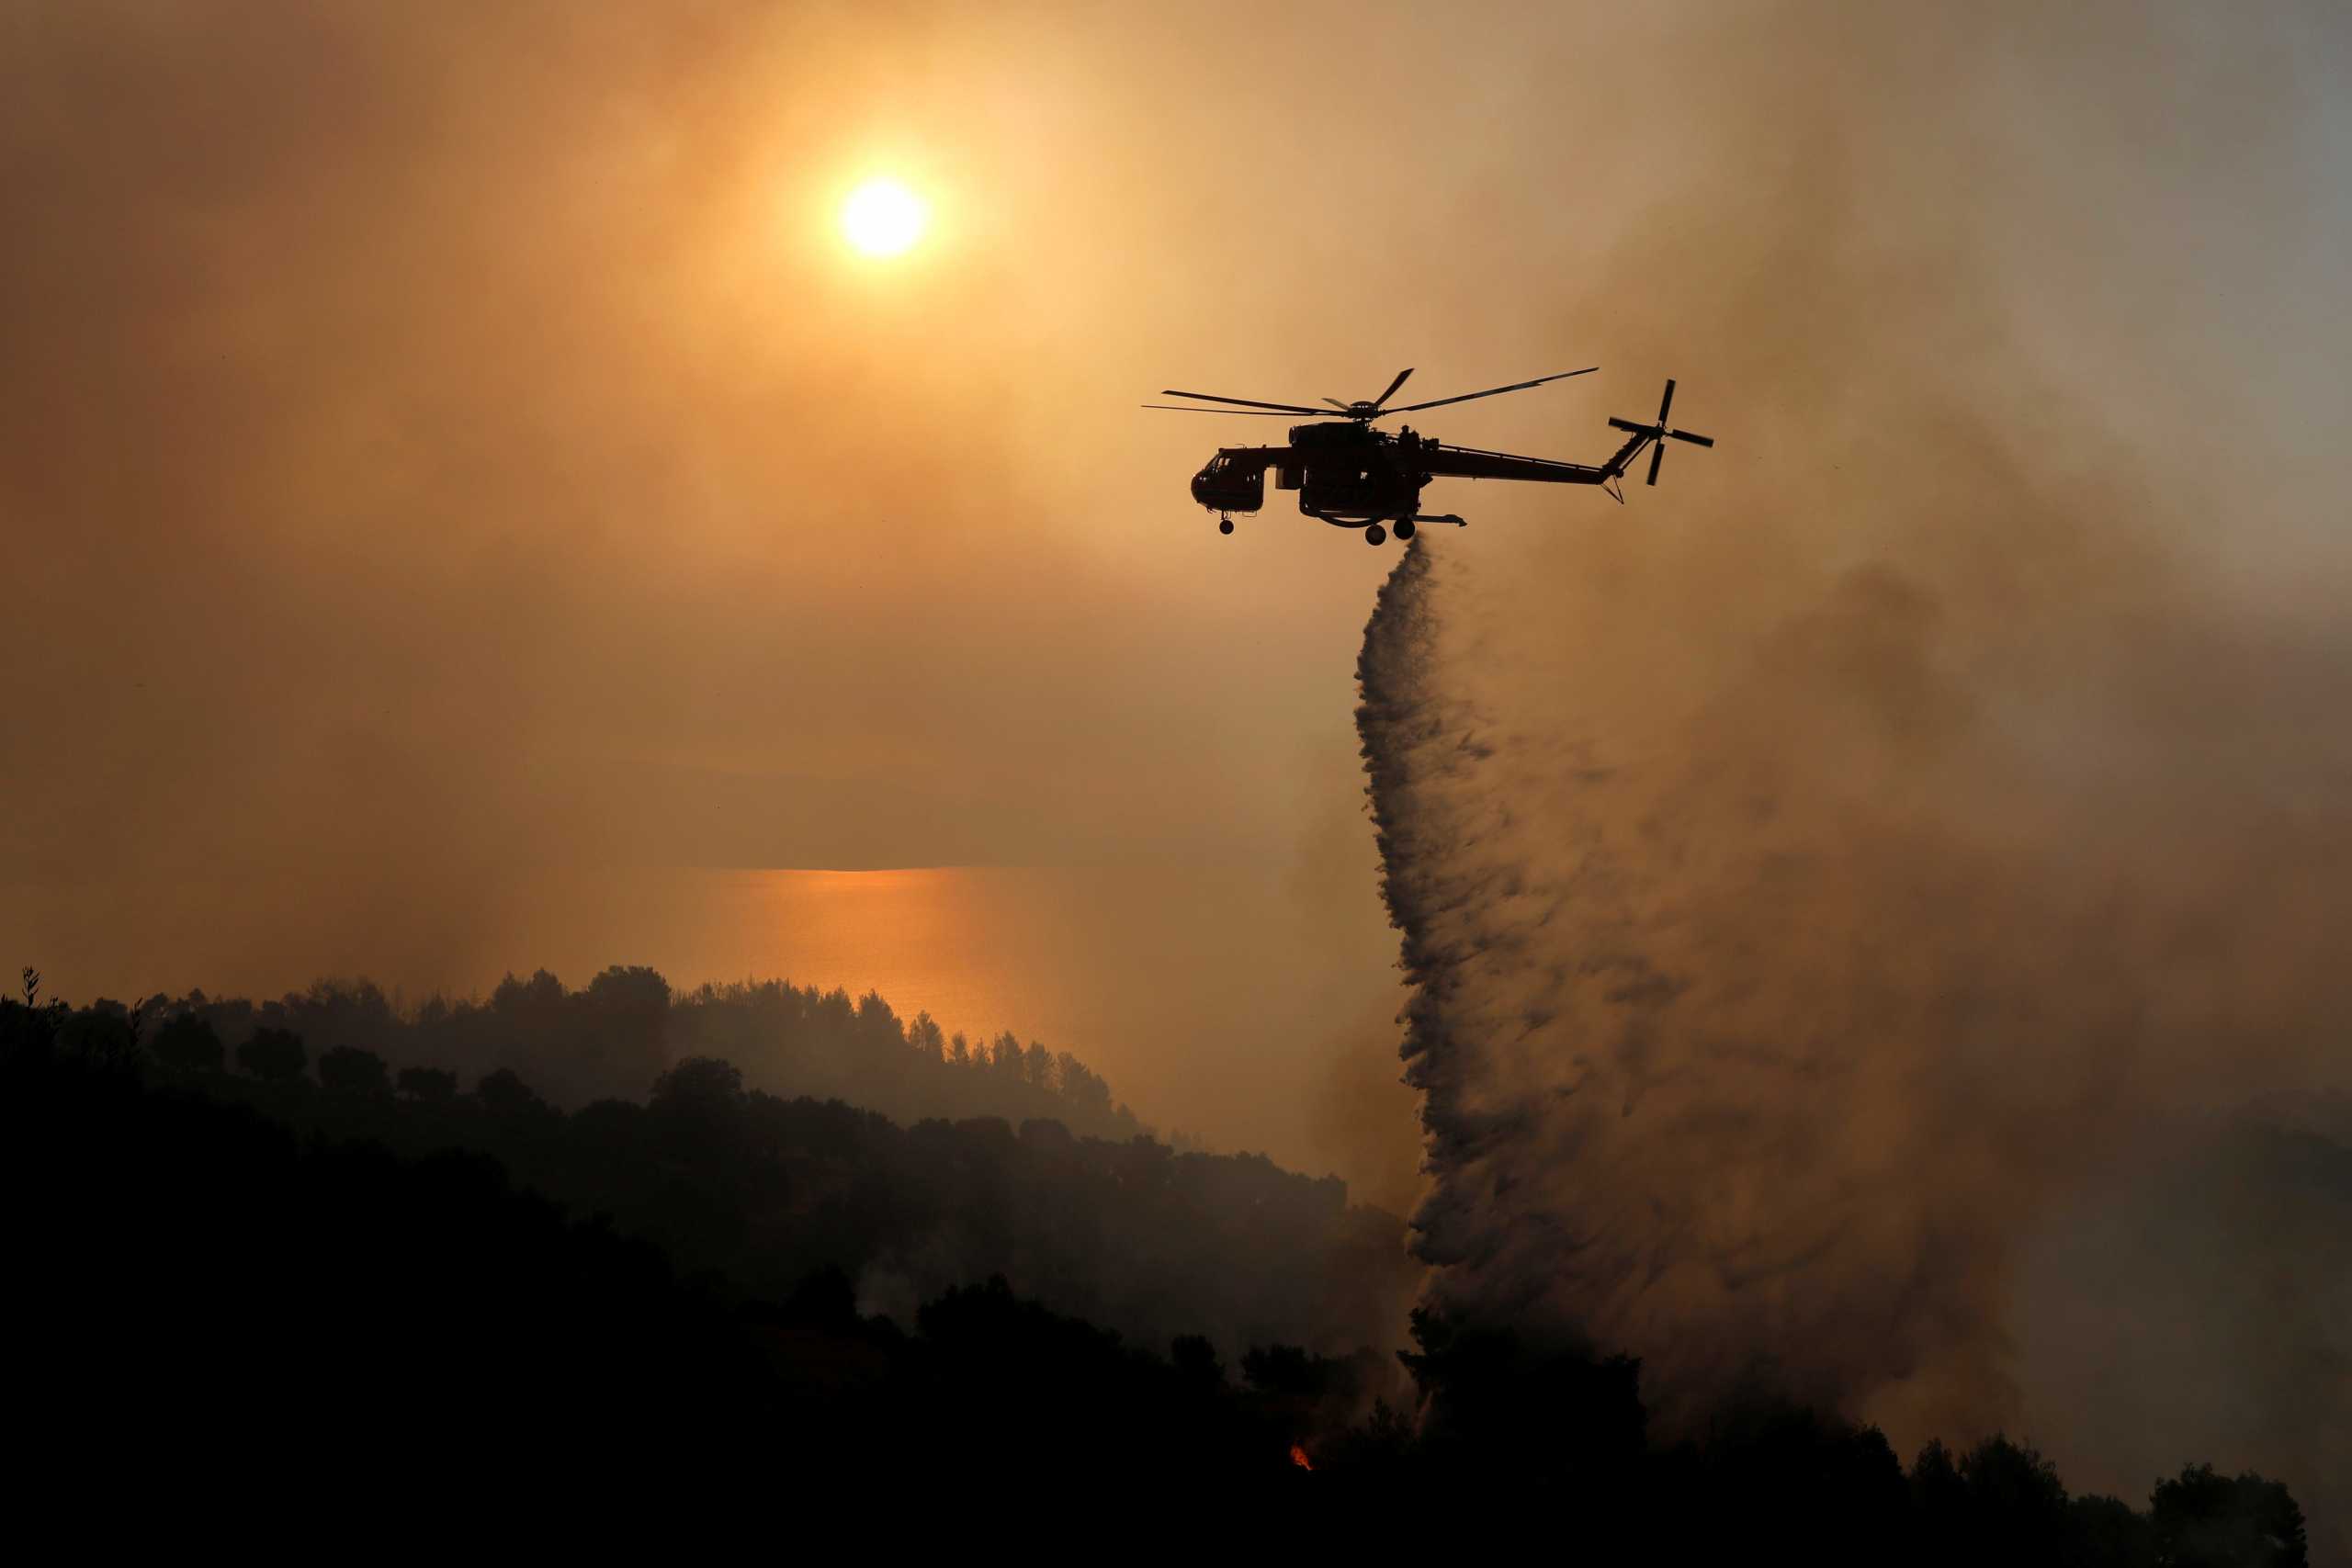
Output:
[{"xmin": 1288, "ymin": 1442, "xmax": 1313, "ymax": 1471}]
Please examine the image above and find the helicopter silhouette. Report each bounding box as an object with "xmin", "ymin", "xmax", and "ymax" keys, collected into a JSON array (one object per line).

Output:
[{"xmin": 1147, "ymin": 367, "xmax": 1713, "ymax": 544}]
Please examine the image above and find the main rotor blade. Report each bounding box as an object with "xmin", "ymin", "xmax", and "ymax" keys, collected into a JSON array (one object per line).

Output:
[
  {"xmin": 1646, "ymin": 441, "xmax": 1666, "ymax": 486},
  {"xmin": 1141, "ymin": 403, "xmax": 1306, "ymax": 416},
  {"xmin": 1159, "ymin": 389, "xmax": 1329, "ymax": 415},
  {"xmin": 1384, "ymin": 366, "xmax": 1598, "ymax": 415},
  {"xmin": 1370, "ymin": 367, "xmax": 1415, "ymax": 409},
  {"xmin": 1323, "ymin": 399, "xmax": 1355, "ymax": 412},
  {"xmin": 1657, "ymin": 378, "xmax": 1677, "ymax": 423},
  {"xmin": 1608, "ymin": 417, "xmax": 1654, "ymax": 434},
  {"xmin": 1668, "ymin": 429, "xmax": 1714, "ymax": 446}
]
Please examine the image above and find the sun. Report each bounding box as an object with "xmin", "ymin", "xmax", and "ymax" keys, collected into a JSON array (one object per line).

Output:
[{"xmin": 841, "ymin": 177, "xmax": 927, "ymax": 258}]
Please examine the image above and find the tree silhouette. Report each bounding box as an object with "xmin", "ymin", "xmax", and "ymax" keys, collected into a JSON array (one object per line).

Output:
[
  {"xmin": 650, "ymin": 1055, "xmax": 745, "ymax": 1114},
  {"xmin": 1170, "ymin": 1333, "xmax": 1225, "ymax": 1391},
  {"xmin": 908, "ymin": 1011, "xmax": 944, "ymax": 1063},
  {"xmin": 55, "ymin": 1004, "xmax": 143, "ymax": 1077},
  {"xmin": 150, "ymin": 1011, "xmax": 223, "ymax": 1074},
  {"xmin": 490, "ymin": 968, "xmax": 566, "ymax": 1020},
  {"xmin": 1961, "ymin": 1435, "xmax": 2073, "ymax": 1561},
  {"xmin": 474, "ymin": 1066, "xmax": 553, "ymax": 1122},
  {"xmin": 2068, "ymin": 1494, "xmax": 2158, "ymax": 1567},
  {"xmin": 576, "ymin": 965, "xmax": 670, "ymax": 1100},
  {"xmin": 317, "ymin": 1044, "xmax": 390, "ymax": 1095},
  {"xmin": 395, "ymin": 1065, "xmax": 458, "ymax": 1104},
  {"xmin": 1397, "ymin": 1307, "xmax": 1645, "ymax": 1483},
  {"xmin": 2153, "ymin": 1464, "xmax": 2308, "ymax": 1568},
  {"xmin": 237, "ymin": 1026, "xmax": 308, "ymax": 1084}
]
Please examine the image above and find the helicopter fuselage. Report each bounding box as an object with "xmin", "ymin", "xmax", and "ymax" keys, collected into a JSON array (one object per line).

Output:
[{"xmin": 1191, "ymin": 421, "xmax": 1434, "ymax": 527}]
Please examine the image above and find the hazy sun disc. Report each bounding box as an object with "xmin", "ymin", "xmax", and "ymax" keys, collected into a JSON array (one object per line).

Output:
[{"xmin": 842, "ymin": 178, "xmax": 926, "ymax": 257}]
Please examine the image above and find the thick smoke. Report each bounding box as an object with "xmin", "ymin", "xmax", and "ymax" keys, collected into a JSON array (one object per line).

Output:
[
  {"xmin": 1358, "ymin": 514, "xmax": 2349, "ymax": 1532},
  {"xmin": 1345, "ymin": 6, "xmax": 2350, "ymax": 1537}
]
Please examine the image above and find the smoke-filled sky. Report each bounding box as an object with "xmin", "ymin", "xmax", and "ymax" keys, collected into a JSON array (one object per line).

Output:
[{"xmin": 5, "ymin": 2, "xmax": 2348, "ymax": 1211}]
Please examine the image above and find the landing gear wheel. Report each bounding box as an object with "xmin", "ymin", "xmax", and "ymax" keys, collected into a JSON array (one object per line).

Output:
[
  {"xmin": 1394, "ymin": 519, "xmax": 1416, "ymax": 541},
  {"xmin": 1217, "ymin": 517, "xmax": 1234, "ymax": 535},
  {"xmin": 1365, "ymin": 524, "xmax": 1386, "ymax": 546}
]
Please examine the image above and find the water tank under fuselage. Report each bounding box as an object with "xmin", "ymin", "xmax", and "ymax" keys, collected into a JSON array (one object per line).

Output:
[{"xmin": 1290, "ymin": 422, "xmax": 1421, "ymax": 520}]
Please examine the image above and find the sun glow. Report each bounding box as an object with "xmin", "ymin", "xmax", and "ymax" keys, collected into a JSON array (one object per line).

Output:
[{"xmin": 841, "ymin": 177, "xmax": 927, "ymax": 257}]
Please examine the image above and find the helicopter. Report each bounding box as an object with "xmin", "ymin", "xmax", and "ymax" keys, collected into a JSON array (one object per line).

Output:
[{"xmin": 1146, "ymin": 367, "xmax": 1713, "ymax": 544}]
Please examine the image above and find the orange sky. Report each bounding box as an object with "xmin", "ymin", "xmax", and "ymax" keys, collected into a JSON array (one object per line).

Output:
[{"xmin": 3, "ymin": 1, "xmax": 2346, "ymax": 1189}]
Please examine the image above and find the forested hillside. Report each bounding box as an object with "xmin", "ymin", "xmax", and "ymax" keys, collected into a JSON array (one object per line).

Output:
[
  {"xmin": 2, "ymin": 974, "xmax": 2315, "ymax": 1555},
  {"xmin": 28, "ymin": 966, "xmax": 1409, "ymax": 1357},
  {"xmin": 118, "ymin": 965, "xmax": 1144, "ymax": 1139}
]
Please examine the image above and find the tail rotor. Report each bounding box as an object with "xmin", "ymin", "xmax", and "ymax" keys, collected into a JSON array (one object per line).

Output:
[{"xmin": 1608, "ymin": 378, "xmax": 1715, "ymax": 486}]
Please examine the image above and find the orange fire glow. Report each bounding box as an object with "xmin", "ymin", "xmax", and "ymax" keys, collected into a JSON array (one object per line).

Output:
[{"xmin": 1288, "ymin": 1443, "xmax": 1313, "ymax": 1471}]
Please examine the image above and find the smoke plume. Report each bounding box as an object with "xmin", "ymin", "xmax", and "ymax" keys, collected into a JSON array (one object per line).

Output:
[
  {"xmin": 1346, "ymin": 9, "xmax": 2351, "ymax": 1539},
  {"xmin": 1358, "ymin": 509, "xmax": 2349, "ymax": 1529}
]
